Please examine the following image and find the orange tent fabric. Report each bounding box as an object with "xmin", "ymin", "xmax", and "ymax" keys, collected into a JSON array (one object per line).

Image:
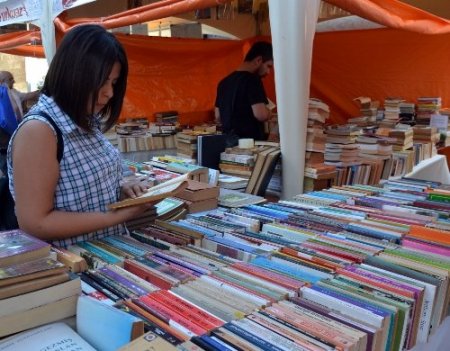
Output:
[
  {"xmin": 118, "ymin": 34, "xmax": 275, "ymax": 124},
  {"xmin": 310, "ymin": 28, "xmax": 450, "ymax": 124},
  {"xmin": 325, "ymin": 0, "xmax": 450, "ymax": 34}
]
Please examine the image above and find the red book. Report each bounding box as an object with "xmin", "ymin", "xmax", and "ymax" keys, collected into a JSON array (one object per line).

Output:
[
  {"xmin": 123, "ymin": 260, "xmax": 173, "ymax": 290},
  {"xmin": 154, "ymin": 290, "xmax": 224, "ymax": 329},
  {"xmin": 138, "ymin": 295, "xmax": 207, "ymax": 336}
]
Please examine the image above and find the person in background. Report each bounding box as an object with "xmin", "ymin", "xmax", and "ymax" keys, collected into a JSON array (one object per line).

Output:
[
  {"xmin": 7, "ymin": 24, "xmax": 152, "ymax": 247},
  {"xmin": 215, "ymin": 41, "xmax": 274, "ymax": 142},
  {"xmin": 0, "ymin": 70, "xmax": 40, "ymax": 122}
]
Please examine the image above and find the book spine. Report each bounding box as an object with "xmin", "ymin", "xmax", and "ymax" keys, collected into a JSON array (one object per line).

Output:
[
  {"xmin": 336, "ymin": 268, "xmax": 415, "ymax": 298},
  {"xmin": 125, "ymin": 299, "xmax": 189, "ymax": 342},
  {"xmin": 88, "ymin": 270, "xmax": 135, "ymax": 300},
  {"xmin": 101, "ymin": 236, "xmax": 148, "ymax": 257},
  {"xmin": 123, "ymin": 260, "xmax": 173, "ymax": 290},
  {"xmin": 231, "ymin": 262, "xmax": 305, "ymax": 291},
  {"xmin": 211, "ymin": 329, "xmax": 258, "ymax": 351},
  {"xmin": 265, "ymin": 304, "xmax": 352, "ymax": 350},
  {"xmin": 107, "ymin": 264, "xmax": 159, "ymax": 293},
  {"xmin": 98, "ymin": 266, "xmax": 149, "ymax": 296},
  {"xmin": 80, "ymin": 280, "xmax": 115, "ymax": 306},
  {"xmin": 342, "ymin": 266, "xmax": 420, "ymax": 295},
  {"xmin": 301, "ymin": 286, "xmax": 385, "ymax": 324},
  {"xmin": 79, "ymin": 272, "xmax": 121, "ymax": 302},
  {"xmin": 199, "ymin": 275, "xmax": 269, "ymax": 307},
  {"xmin": 246, "ymin": 314, "xmax": 326, "ymax": 351},
  {"xmin": 138, "ymin": 295, "xmax": 206, "ymax": 336},
  {"xmin": 164, "ymin": 290, "xmax": 225, "ymax": 327},
  {"xmin": 153, "ymin": 252, "xmax": 210, "ymax": 275},
  {"xmin": 258, "ymin": 310, "xmax": 338, "ymax": 351},
  {"xmin": 149, "ymin": 290, "xmax": 221, "ymax": 330},
  {"xmin": 234, "ymin": 318, "xmax": 314, "ymax": 351},
  {"xmin": 222, "ymin": 323, "xmax": 284, "ymax": 351}
]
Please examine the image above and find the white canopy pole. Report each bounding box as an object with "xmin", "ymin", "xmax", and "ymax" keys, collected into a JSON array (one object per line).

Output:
[
  {"xmin": 36, "ymin": 0, "xmax": 56, "ymax": 64},
  {"xmin": 268, "ymin": 0, "xmax": 320, "ymax": 198}
]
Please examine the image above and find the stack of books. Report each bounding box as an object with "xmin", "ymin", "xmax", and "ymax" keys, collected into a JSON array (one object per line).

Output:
[
  {"xmin": 176, "ymin": 131, "xmax": 199, "ymax": 159},
  {"xmin": 219, "ymin": 145, "xmax": 258, "ymax": 177},
  {"xmin": 0, "ymin": 229, "xmax": 81, "ymax": 338},
  {"xmin": 399, "ymin": 101, "xmax": 416, "ymax": 124},
  {"xmin": 174, "ymin": 180, "xmax": 219, "ymax": 213},
  {"xmin": 380, "ymin": 97, "xmax": 404, "ymax": 126},
  {"xmin": 388, "ymin": 127, "xmax": 414, "ymax": 151},
  {"xmin": 218, "ymin": 173, "xmax": 249, "ymax": 192},
  {"xmin": 416, "ymin": 97, "xmax": 442, "ymax": 126},
  {"xmin": 154, "ymin": 110, "xmax": 179, "ymax": 124},
  {"xmin": 352, "ymin": 96, "xmax": 379, "ymax": 126}
]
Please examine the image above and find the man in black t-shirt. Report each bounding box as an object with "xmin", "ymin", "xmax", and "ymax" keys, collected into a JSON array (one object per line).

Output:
[{"xmin": 215, "ymin": 41, "xmax": 273, "ymax": 142}]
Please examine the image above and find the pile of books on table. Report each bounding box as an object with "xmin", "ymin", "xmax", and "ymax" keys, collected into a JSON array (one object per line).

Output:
[
  {"xmin": 3, "ymin": 176, "xmax": 449, "ymax": 351},
  {"xmin": 0, "ymin": 230, "xmax": 81, "ymax": 337}
]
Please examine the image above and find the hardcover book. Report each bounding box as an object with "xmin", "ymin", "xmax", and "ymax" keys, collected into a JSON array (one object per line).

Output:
[{"xmin": 0, "ymin": 229, "xmax": 50, "ymax": 267}]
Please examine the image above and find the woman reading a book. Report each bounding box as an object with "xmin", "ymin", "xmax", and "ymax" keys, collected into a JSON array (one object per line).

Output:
[{"xmin": 6, "ymin": 25, "xmax": 153, "ymax": 247}]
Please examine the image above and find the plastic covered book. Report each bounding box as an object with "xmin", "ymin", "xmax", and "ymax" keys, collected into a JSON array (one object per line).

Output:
[
  {"xmin": 218, "ymin": 189, "xmax": 266, "ymax": 208},
  {"xmin": 0, "ymin": 229, "xmax": 50, "ymax": 267},
  {"xmin": 109, "ymin": 174, "xmax": 189, "ymax": 209}
]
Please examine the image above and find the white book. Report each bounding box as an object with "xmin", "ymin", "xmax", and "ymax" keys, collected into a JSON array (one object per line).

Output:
[
  {"xmin": 0, "ymin": 275, "xmax": 81, "ymax": 317},
  {"xmin": 0, "ymin": 322, "xmax": 95, "ymax": 351},
  {"xmin": 199, "ymin": 275, "xmax": 269, "ymax": 307},
  {"xmin": 232, "ymin": 319, "xmax": 311, "ymax": 351},
  {"xmin": 220, "ymin": 266, "xmax": 294, "ymax": 297},
  {"xmin": 360, "ymin": 263, "xmax": 437, "ymax": 344}
]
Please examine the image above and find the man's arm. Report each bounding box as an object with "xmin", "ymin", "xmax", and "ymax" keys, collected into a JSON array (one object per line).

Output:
[
  {"xmin": 16, "ymin": 89, "xmax": 40, "ymax": 103},
  {"xmin": 252, "ymin": 102, "xmax": 271, "ymax": 122}
]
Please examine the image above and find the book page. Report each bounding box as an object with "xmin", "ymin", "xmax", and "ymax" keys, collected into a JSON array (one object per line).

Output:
[{"xmin": 108, "ymin": 173, "xmax": 190, "ymax": 210}]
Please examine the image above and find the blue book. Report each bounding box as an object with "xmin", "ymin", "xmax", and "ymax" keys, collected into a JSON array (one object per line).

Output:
[
  {"xmin": 345, "ymin": 223, "xmax": 401, "ymax": 243},
  {"xmin": 100, "ymin": 236, "xmax": 147, "ymax": 257},
  {"xmin": 173, "ymin": 220, "xmax": 219, "ymax": 237},
  {"xmin": 199, "ymin": 334, "xmax": 234, "ymax": 351},
  {"xmin": 250, "ymin": 257, "xmax": 323, "ymax": 284},
  {"xmin": 77, "ymin": 296, "xmax": 144, "ymax": 351},
  {"xmin": 76, "ymin": 242, "xmax": 122, "ymax": 264},
  {"xmin": 244, "ymin": 205, "xmax": 291, "ymax": 220},
  {"xmin": 208, "ymin": 235, "xmax": 264, "ymax": 254}
]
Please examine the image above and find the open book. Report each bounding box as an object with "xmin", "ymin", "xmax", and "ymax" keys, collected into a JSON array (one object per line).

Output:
[{"xmin": 108, "ymin": 173, "xmax": 189, "ymax": 210}]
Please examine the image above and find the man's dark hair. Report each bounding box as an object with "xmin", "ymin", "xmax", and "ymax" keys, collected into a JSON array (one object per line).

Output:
[
  {"xmin": 244, "ymin": 41, "xmax": 273, "ymax": 63},
  {"xmin": 42, "ymin": 24, "xmax": 128, "ymax": 132}
]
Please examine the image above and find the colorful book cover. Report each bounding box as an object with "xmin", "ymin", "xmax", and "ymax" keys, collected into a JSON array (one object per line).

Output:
[{"xmin": 0, "ymin": 230, "xmax": 50, "ymax": 267}]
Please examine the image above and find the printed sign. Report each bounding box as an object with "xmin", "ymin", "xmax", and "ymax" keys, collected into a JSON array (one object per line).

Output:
[{"xmin": 0, "ymin": 0, "xmax": 95, "ymax": 26}]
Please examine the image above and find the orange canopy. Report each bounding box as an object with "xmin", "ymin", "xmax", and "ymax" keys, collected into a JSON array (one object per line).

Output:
[
  {"xmin": 1, "ymin": 0, "xmax": 450, "ymax": 124},
  {"xmin": 310, "ymin": 28, "xmax": 450, "ymax": 123},
  {"xmin": 118, "ymin": 34, "xmax": 275, "ymax": 124}
]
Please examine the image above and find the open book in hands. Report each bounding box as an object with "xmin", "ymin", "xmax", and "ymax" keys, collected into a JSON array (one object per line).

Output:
[{"xmin": 108, "ymin": 173, "xmax": 190, "ymax": 210}]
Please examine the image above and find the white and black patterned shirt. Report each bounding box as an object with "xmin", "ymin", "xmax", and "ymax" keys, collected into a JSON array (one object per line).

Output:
[{"xmin": 7, "ymin": 94, "xmax": 125, "ymax": 247}]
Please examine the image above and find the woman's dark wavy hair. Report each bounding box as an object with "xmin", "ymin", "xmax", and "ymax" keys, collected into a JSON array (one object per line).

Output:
[{"xmin": 42, "ymin": 24, "xmax": 128, "ymax": 132}]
